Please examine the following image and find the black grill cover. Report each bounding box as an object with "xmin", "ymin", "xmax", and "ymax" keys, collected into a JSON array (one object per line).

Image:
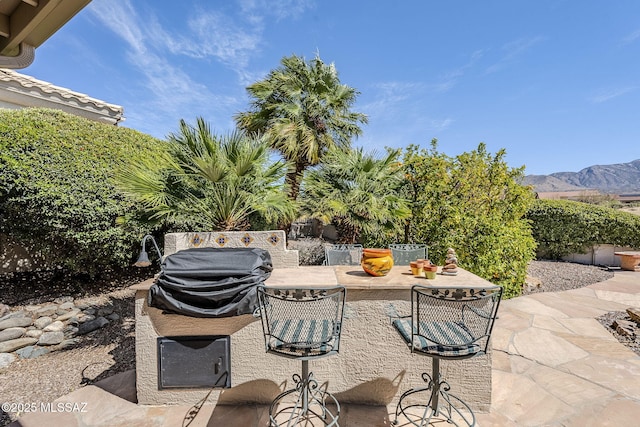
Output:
[{"xmin": 148, "ymin": 247, "xmax": 273, "ymax": 318}]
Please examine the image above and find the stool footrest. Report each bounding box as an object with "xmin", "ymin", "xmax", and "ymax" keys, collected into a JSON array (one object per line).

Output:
[
  {"xmin": 393, "ymin": 371, "xmax": 476, "ymax": 427},
  {"xmin": 269, "ymin": 371, "xmax": 340, "ymax": 427}
]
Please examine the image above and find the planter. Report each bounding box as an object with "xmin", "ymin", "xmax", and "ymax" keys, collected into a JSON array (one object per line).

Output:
[
  {"xmin": 424, "ymin": 265, "xmax": 438, "ymax": 279},
  {"xmin": 410, "ymin": 261, "xmax": 424, "ymax": 277},
  {"xmin": 361, "ymin": 248, "xmax": 394, "ymax": 277}
]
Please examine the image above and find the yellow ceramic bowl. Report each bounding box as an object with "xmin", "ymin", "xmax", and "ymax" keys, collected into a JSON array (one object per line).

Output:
[{"xmin": 361, "ymin": 248, "xmax": 394, "ymax": 276}]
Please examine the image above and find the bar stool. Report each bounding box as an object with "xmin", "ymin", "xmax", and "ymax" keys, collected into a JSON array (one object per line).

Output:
[
  {"xmin": 324, "ymin": 244, "xmax": 363, "ymax": 266},
  {"xmin": 389, "ymin": 244, "xmax": 428, "ymax": 265},
  {"xmin": 257, "ymin": 285, "xmax": 346, "ymax": 427},
  {"xmin": 392, "ymin": 284, "xmax": 502, "ymax": 427}
]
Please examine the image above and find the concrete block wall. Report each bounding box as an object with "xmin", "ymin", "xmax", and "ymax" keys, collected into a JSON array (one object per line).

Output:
[
  {"xmin": 163, "ymin": 230, "xmax": 299, "ymax": 268},
  {"xmin": 562, "ymin": 244, "xmax": 636, "ymax": 266}
]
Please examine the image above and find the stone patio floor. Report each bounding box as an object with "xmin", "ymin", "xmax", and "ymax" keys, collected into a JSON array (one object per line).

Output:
[{"xmin": 10, "ymin": 270, "xmax": 640, "ymax": 426}]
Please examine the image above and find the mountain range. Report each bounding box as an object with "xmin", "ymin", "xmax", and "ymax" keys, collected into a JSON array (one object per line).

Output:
[{"xmin": 523, "ymin": 159, "xmax": 640, "ymax": 193}]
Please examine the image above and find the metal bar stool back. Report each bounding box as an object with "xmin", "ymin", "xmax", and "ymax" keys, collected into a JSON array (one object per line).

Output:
[
  {"xmin": 392, "ymin": 284, "xmax": 502, "ymax": 427},
  {"xmin": 324, "ymin": 244, "xmax": 363, "ymax": 266},
  {"xmin": 257, "ymin": 286, "xmax": 346, "ymax": 427},
  {"xmin": 389, "ymin": 244, "xmax": 428, "ymax": 265}
]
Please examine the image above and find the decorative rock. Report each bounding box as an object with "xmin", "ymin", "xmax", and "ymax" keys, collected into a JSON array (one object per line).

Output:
[
  {"xmin": 0, "ymin": 303, "xmax": 9, "ymax": 318},
  {"xmin": 0, "ymin": 327, "xmax": 26, "ymax": 342},
  {"xmin": 54, "ymin": 296, "xmax": 74, "ymax": 304},
  {"xmin": 77, "ymin": 316, "xmax": 109, "ymax": 335},
  {"xmin": 0, "ymin": 352, "xmax": 16, "ymax": 369},
  {"xmin": 25, "ymin": 329, "xmax": 43, "ymax": 339},
  {"xmin": 627, "ymin": 307, "xmax": 640, "ymax": 325},
  {"xmin": 524, "ymin": 275, "xmax": 542, "ymax": 291},
  {"xmin": 34, "ymin": 316, "xmax": 53, "ymax": 329},
  {"xmin": 56, "ymin": 308, "xmax": 81, "ymax": 322},
  {"xmin": 38, "ymin": 331, "xmax": 65, "ymax": 346},
  {"xmin": 84, "ymin": 308, "xmax": 96, "ymax": 316},
  {"xmin": 35, "ymin": 304, "xmax": 58, "ymax": 317},
  {"xmin": 56, "ymin": 302, "xmax": 75, "ymax": 316},
  {"xmin": 54, "ymin": 338, "xmax": 80, "ymax": 350},
  {"xmin": 75, "ymin": 302, "xmax": 90, "ymax": 310},
  {"xmin": 24, "ymin": 305, "xmax": 40, "ymax": 313},
  {"xmin": 106, "ymin": 313, "xmax": 120, "ymax": 322},
  {"xmin": 64, "ymin": 326, "xmax": 79, "ymax": 337},
  {"xmin": 0, "ymin": 310, "xmax": 28, "ymax": 322},
  {"xmin": 614, "ymin": 319, "xmax": 636, "ymax": 337},
  {"xmin": 97, "ymin": 306, "xmax": 114, "ymax": 317},
  {"xmin": 78, "ymin": 314, "xmax": 95, "ymax": 323},
  {"xmin": 43, "ymin": 321, "xmax": 65, "ymax": 332},
  {"xmin": 16, "ymin": 345, "xmax": 49, "ymax": 359},
  {"xmin": 442, "ymin": 248, "xmax": 459, "ymax": 276},
  {"xmin": 0, "ymin": 337, "xmax": 38, "ymax": 353},
  {"xmin": 0, "ymin": 317, "xmax": 32, "ymax": 330}
]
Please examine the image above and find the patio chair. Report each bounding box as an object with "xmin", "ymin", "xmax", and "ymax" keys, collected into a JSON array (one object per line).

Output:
[
  {"xmin": 257, "ymin": 285, "xmax": 346, "ymax": 427},
  {"xmin": 324, "ymin": 244, "xmax": 363, "ymax": 266},
  {"xmin": 389, "ymin": 244, "xmax": 428, "ymax": 265},
  {"xmin": 391, "ymin": 284, "xmax": 502, "ymax": 427}
]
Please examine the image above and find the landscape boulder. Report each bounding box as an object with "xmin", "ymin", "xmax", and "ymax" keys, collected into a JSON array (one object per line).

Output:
[{"xmin": 0, "ymin": 317, "xmax": 32, "ymax": 331}]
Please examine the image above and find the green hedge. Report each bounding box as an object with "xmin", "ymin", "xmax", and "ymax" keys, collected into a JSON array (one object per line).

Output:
[
  {"xmin": 526, "ymin": 199, "xmax": 640, "ymax": 259},
  {"xmin": 0, "ymin": 108, "xmax": 164, "ymax": 274},
  {"xmin": 391, "ymin": 142, "xmax": 536, "ymax": 299}
]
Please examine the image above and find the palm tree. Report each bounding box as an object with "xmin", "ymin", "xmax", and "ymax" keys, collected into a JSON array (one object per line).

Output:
[
  {"xmin": 299, "ymin": 147, "xmax": 410, "ymax": 243},
  {"xmin": 234, "ymin": 54, "xmax": 368, "ymax": 201},
  {"xmin": 117, "ymin": 117, "xmax": 296, "ymax": 231}
]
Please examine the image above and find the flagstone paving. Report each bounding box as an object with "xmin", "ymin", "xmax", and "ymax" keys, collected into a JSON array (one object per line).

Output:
[{"xmin": 10, "ymin": 271, "xmax": 640, "ymax": 426}]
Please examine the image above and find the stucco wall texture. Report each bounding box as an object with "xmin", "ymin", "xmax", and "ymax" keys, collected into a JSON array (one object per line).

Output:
[{"xmin": 135, "ymin": 289, "xmax": 491, "ymax": 412}]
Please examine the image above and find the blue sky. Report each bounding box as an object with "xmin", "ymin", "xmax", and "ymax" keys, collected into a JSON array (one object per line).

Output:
[{"xmin": 24, "ymin": 0, "xmax": 640, "ymax": 175}]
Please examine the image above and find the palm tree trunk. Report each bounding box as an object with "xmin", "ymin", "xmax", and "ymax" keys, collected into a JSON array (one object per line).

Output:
[
  {"xmin": 279, "ymin": 161, "xmax": 306, "ymax": 232},
  {"xmin": 285, "ymin": 161, "xmax": 306, "ymax": 201}
]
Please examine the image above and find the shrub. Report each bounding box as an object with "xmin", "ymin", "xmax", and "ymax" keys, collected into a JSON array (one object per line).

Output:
[
  {"xmin": 116, "ymin": 118, "xmax": 296, "ymax": 231},
  {"xmin": 298, "ymin": 147, "xmax": 410, "ymax": 243},
  {"xmin": 526, "ymin": 199, "xmax": 640, "ymax": 259},
  {"xmin": 0, "ymin": 108, "xmax": 164, "ymax": 274},
  {"xmin": 398, "ymin": 141, "xmax": 536, "ymax": 298}
]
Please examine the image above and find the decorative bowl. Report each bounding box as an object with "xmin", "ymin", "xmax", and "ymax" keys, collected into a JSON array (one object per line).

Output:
[{"xmin": 361, "ymin": 248, "xmax": 394, "ymax": 276}]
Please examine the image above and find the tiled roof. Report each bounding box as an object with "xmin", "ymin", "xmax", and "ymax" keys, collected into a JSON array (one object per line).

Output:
[{"xmin": 0, "ymin": 68, "xmax": 124, "ymax": 124}]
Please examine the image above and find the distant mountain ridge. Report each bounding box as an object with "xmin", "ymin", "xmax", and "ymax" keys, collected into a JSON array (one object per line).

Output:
[{"xmin": 523, "ymin": 159, "xmax": 640, "ymax": 193}]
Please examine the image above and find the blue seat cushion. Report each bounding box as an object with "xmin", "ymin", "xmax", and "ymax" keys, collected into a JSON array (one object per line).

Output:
[
  {"xmin": 393, "ymin": 318, "xmax": 480, "ymax": 357},
  {"xmin": 268, "ymin": 319, "xmax": 337, "ymax": 354}
]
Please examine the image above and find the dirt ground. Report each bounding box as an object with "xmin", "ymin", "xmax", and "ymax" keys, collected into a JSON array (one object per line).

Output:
[{"xmin": 621, "ymin": 206, "xmax": 640, "ymax": 216}]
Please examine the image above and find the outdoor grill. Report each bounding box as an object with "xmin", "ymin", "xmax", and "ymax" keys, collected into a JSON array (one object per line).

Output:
[
  {"xmin": 147, "ymin": 247, "xmax": 273, "ymax": 389},
  {"xmin": 149, "ymin": 246, "xmax": 273, "ymax": 318}
]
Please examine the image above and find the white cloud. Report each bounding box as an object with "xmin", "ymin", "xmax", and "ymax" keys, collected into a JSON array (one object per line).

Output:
[
  {"xmin": 238, "ymin": 0, "xmax": 315, "ymax": 21},
  {"xmin": 90, "ymin": 0, "xmax": 313, "ymax": 85},
  {"xmin": 425, "ymin": 118, "xmax": 454, "ymax": 132},
  {"xmin": 359, "ymin": 81, "xmax": 453, "ymax": 149},
  {"xmin": 485, "ymin": 36, "xmax": 545, "ymax": 74},
  {"xmin": 145, "ymin": 10, "xmax": 263, "ymax": 74},
  {"xmin": 589, "ymin": 86, "xmax": 638, "ymax": 103},
  {"xmin": 85, "ymin": 0, "xmax": 316, "ymax": 135},
  {"xmin": 433, "ymin": 49, "xmax": 485, "ymax": 92},
  {"xmin": 87, "ymin": 0, "xmax": 241, "ymax": 135},
  {"xmin": 622, "ymin": 29, "xmax": 640, "ymax": 44}
]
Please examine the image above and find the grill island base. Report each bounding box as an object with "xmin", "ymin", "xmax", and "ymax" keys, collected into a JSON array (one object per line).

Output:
[{"xmin": 132, "ymin": 266, "xmax": 495, "ymax": 412}]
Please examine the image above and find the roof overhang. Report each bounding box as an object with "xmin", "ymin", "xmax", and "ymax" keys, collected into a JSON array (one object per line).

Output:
[
  {"xmin": 0, "ymin": 0, "xmax": 90, "ymax": 68},
  {"xmin": 0, "ymin": 68, "xmax": 125, "ymax": 125}
]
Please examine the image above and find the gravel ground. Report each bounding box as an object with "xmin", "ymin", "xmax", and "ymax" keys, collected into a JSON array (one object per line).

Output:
[
  {"xmin": 0, "ymin": 261, "xmax": 626, "ymax": 426},
  {"xmin": 523, "ymin": 259, "xmax": 614, "ymax": 294},
  {"xmin": 0, "ymin": 267, "xmax": 151, "ymax": 427}
]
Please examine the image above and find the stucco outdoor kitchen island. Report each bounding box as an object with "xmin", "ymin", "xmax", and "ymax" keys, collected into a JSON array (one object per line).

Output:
[{"xmin": 132, "ymin": 265, "xmax": 497, "ymax": 412}]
